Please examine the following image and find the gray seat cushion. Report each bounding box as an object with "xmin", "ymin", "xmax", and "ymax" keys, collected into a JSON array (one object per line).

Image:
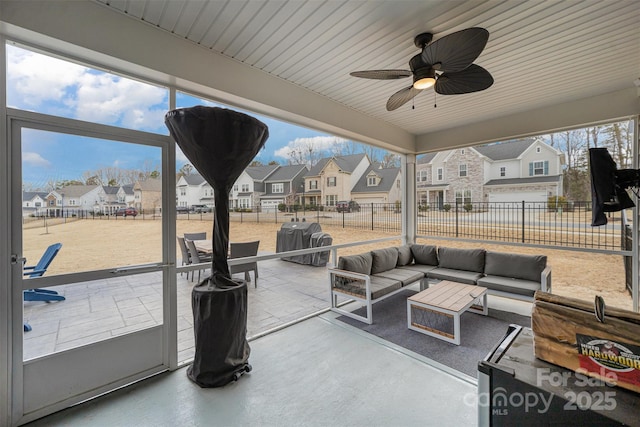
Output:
[
  {"xmin": 484, "ymin": 251, "xmax": 547, "ymax": 282},
  {"xmin": 398, "ymin": 264, "xmax": 438, "ymax": 275},
  {"xmin": 333, "ymin": 274, "xmax": 401, "ymax": 300},
  {"xmin": 477, "ymin": 275, "xmax": 541, "ymax": 297},
  {"xmin": 338, "ymin": 252, "xmax": 373, "ymax": 275},
  {"xmin": 427, "ymin": 267, "xmax": 483, "ymax": 285},
  {"xmin": 396, "ymin": 245, "xmax": 414, "ymax": 266},
  {"xmin": 371, "ymin": 247, "xmax": 399, "ymax": 274},
  {"xmin": 373, "ymin": 268, "xmax": 423, "ymax": 286},
  {"xmin": 437, "ymin": 247, "xmax": 485, "ymax": 273},
  {"xmin": 410, "ymin": 244, "xmax": 438, "ymax": 266}
]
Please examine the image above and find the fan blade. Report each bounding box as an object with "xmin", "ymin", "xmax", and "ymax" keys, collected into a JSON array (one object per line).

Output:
[
  {"xmin": 422, "ymin": 27, "xmax": 489, "ymax": 73},
  {"xmin": 350, "ymin": 70, "xmax": 412, "ymax": 80},
  {"xmin": 435, "ymin": 64, "xmax": 494, "ymax": 95},
  {"xmin": 386, "ymin": 86, "xmax": 422, "ymax": 111}
]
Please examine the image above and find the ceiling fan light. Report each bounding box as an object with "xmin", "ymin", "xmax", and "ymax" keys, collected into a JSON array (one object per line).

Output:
[
  {"xmin": 413, "ymin": 77, "xmax": 435, "ymax": 89},
  {"xmin": 413, "ymin": 68, "xmax": 436, "ymax": 89}
]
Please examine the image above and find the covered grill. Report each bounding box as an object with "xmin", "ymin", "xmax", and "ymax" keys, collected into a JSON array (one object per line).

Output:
[{"xmin": 276, "ymin": 222, "xmax": 323, "ymax": 265}]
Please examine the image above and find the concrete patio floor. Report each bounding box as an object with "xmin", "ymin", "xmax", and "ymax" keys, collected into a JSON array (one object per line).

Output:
[{"xmin": 23, "ymin": 256, "xmax": 331, "ymax": 362}]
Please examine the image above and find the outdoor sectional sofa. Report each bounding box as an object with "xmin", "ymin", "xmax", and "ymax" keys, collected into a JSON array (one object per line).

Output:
[{"xmin": 329, "ymin": 244, "xmax": 551, "ymax": 324}]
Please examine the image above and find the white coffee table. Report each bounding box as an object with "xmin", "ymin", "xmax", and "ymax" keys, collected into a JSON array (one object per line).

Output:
[{"xmin": 407, "ymin": 280, "xmax": 488, "ymax": 345}]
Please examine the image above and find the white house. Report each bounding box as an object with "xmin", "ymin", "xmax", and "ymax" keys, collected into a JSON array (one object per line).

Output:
[
  {"xmin": 21, "ymin": 191, "xmax": 49, "ymax": 216},
  {"xmin": 46, "ymin": 185, "xmax": 102, "ymax": 216},
  {"xmin": 96, "ymin": 186, "xmax": 124, "ymax": 215},
  {"xmin": 176, "ymin": 174, "xmax": 214, "ymax": 210},
  {"xmin": 417, "ymin": 138, "xmax": 564, "ymax": 208},
  {"xmin": 230, "ymin": 165, "xmax": 278, "ymax": 209}
]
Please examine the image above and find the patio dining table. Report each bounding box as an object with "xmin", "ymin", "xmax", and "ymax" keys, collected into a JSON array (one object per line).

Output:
[{"xmin": 192, "ymin": 239, "xmax": 231, "ymax": 256}]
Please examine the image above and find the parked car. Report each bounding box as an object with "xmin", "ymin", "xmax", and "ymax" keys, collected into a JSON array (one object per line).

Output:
[
  {"xmin": 176, "ymin": 206, "xmax": 190, "ymax": 214},
  {"xmin": 336, "ymin": 200, "xmax": 361, "ymax": 213},
  {"xmin": 191, "ymin": 204, "xmax": 212, "ymax": 213},
  {"xmin": 115, "ymin": 207, "xmax": 138, "ymax": 217}
]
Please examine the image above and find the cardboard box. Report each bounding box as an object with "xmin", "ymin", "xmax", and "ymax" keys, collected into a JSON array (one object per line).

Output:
[{"xmin": 532, "ymin": 291, "xmax": 640, "ymax": 394}]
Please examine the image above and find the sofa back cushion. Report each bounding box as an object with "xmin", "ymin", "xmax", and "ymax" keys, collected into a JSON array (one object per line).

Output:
[
  {"xmin": 411, "ymin": 244, "xmax": 438, "ymax": 266},
  {"xmin": 396, "ymin": 245, "xmax": 414, "ymax": 266},
  {"xmin": 371, "ymin": 248, "xmax": 399, "ymax": 274},
  {"xmin": 484, "ymin": 251, "xmax": 547, "ymax": 282},
  {"xmin": 338, "ymin": 252, "xmax": 373, "ymax": 275},
  {"xmin": 438, "ymin": 247, "xmax": 485, "ymax": 273}
]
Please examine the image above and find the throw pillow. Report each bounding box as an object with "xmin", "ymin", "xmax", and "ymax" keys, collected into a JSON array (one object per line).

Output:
[
  {"xmin": 437, "ymin": 247, "xmax": 485, "ymax": 272},
  {"xmin": 338, "ymin": 253, "xmax": 373, "ymax": 275},
  {"xmin": 484, "ymin": 252, "xmax": 547, "ymax": 282},
  {"xmin": 396, "ymin": 245, "xmax": 414, "ymax": 266},
  {"xmin": 410, "ymin": 244, "xmax": 438, "ymax": 266},
  {"xmin": 371, "ymin": 248, "xmax": 399, "ymax": 274}
]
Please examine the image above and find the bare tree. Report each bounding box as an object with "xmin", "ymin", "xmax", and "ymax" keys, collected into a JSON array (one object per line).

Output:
[{"xmin": 381, "ymin": 153, "xmax": 401, "ymax": 168}]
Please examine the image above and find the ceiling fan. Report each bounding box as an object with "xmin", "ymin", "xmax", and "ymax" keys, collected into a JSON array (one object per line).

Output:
[{"xmin": 350, "ymin": 27, "xmax": 494, "ymax": 111}]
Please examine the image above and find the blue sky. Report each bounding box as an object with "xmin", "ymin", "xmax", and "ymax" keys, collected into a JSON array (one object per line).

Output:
[{"xmin": 6, "ymin": 44, "xmax": 372, "ymax": 189}]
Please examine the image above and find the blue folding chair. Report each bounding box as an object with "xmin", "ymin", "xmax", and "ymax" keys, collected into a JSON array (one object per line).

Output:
[{"xmin": 23, "ymin": 243, "xmax": 65, "ymax": 331}]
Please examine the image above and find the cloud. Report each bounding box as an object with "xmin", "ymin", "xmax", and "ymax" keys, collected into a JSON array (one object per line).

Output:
[
  {"xmin": 274, "ymin": 136, "xmax": 347, "ymax": 160},
  {"xmin": 7, "ymin": 45, "xmax": 168, "ymax": 132},
  {"xmin": 23, "ymin": 152, "xmax": 52, "ymax": 167},
  {"xmin": 6, "ymin": 45, "xmax": 87, "ymax": 107}
]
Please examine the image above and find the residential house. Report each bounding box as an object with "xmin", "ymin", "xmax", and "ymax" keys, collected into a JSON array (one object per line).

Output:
[
  {"xmin": 21, "ymin": 191, "xmax": 49, "ymax": 216},
  {"xmin": 96, "ymin": 186, "xmax": 124, "ymax": 215},
  {"xmin": 45, "ymin": 185, "xmax": 102, "ymax": 217},
  {"xmin": 260, "ymin": 164, "xmax": 308, "ymax": 212},
  {"xmin": 303, "ymin": 153, "xmax": 370, "ymax": 208},
  {"xmin": 350, "ymin": 164, "xmax": 402, "ymax": 206},
  {"xmin": 133, "ymin": 178, "xmax": 162, "ymax": 213},
  {"xmin": 176, "ymin": 174, "xmax": 214, "ymax": 210},
  {"xmin": 117, "ymin": 184, "xmax": 135, "ymax": 207},
  {"xmin": 416, "ymin": 138, "xmax": 564, "ymax": 208},
  {"xmin": 230, "ymin": 165, "xmax": 278, "ymax": 209}
]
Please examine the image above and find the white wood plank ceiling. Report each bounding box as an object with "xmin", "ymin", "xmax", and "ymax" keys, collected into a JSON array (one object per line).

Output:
[{"xmin": 95, "ymin": 0, "xmax": 639, "ymax": 137}]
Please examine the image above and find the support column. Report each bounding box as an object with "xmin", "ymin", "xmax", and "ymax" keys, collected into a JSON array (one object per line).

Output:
[
  {"xmin": 402, "ymin": 153, "xmax": 417, "ymax": 245},
  {"xmin": 634, "ymin": 116, "xmax": 639, "ymax": 312}
]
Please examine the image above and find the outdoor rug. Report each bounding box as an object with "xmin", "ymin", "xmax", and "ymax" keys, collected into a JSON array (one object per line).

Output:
[{"xmin": 336, "ymin": 289, "xmax": 530, "ymax": 378}]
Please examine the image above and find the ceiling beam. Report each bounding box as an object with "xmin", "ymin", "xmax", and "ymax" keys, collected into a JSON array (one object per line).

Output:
[{"xmin": 416, "ymin": 88, "xmax": 640, "ymax": 152}]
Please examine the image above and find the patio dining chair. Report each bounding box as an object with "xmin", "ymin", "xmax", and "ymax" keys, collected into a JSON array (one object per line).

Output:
[
  {"xmin": 184, "ymin": 232, "xmax": 206, "ymax": 241},
  {"xmin": 186, "ymin": 239, "xmax": 212, "ymax": 282},
  {"xmin": 229, "ymin": 241, "xmax": 260, "ymax": 288},
  {"xmin": 177, "ymin": 236, "xmax": 191, "ymax": 276}
]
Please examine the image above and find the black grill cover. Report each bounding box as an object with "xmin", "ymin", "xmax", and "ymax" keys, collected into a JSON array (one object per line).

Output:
[
  {"xmin": 276, "ymin": 222, "xmax": 322, "ymax": 264},
  {"xmin": 187, "ymin": 280, "xmax": 250, "ymax": 387}
]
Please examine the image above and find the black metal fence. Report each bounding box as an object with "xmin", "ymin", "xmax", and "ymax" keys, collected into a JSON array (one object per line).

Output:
[
  {"xmin": 228, "ymin": 203, "xmax": 403, "ymax": 233},
  {"xmin": 417, "ymin": 201, "xmax": 625, "ymax": 251},
  {"xmin": 23, "ymin": 201, "xmax": 628, "ymax": 251}
]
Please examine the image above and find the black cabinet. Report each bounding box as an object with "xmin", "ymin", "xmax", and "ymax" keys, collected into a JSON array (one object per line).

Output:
[{"xmin": 478, "ymin": 326, "xmax": 640, "ymax": 426}]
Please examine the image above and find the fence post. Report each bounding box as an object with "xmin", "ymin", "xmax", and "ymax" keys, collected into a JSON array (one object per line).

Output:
[
  {"xmin": 275, "ymin": 208, "xmax": 278, "ymax": 224},
  {"xmin": 455, "ymin": 200, "xmax": 459, "ymax": 237},
  {"xmin": 521, "ymin": 200, "xmax": 525, "ymax": 243},
  {"xmin": 371, "ymin": 203, "xmax": 374, "ymax": 231},
  {"xmin": 240, "ymin": 209, "xmax": 243, "ymax": 223}
]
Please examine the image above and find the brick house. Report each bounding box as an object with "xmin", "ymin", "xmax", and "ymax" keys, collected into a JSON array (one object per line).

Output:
[
  {"xmin": 133, "ymin": 178, "xmax": 162, "ymax": 213},
  {"xmin": 417, "ymin": 138, "xmax": 564, "ymax": 208}
]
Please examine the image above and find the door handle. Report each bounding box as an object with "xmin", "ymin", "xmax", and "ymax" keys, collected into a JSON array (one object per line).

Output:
[{"xmin": 11, "ymin": 254, "xmax": 26, "ymax": 265}]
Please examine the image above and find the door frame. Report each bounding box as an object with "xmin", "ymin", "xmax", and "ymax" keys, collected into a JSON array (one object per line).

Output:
[{"xmin": 7, "ymin": 108, "xmax": 177, "ymax": 425}]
